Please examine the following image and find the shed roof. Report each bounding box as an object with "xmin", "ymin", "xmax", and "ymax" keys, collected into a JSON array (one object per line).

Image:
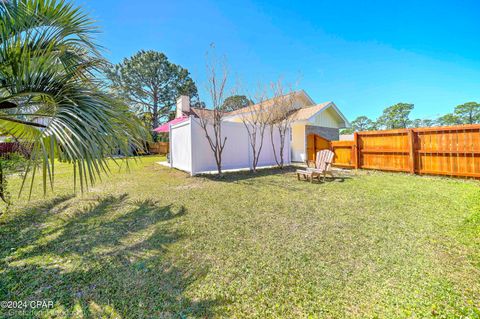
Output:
[{"xmin": 153, "ymin": 116, "xmax": 188, "ymax": 133}]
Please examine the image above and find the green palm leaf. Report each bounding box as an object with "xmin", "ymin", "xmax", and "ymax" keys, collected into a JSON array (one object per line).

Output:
[{"xmin": 0, "ymin": 0, "xmax": 149, "ymax": 201}]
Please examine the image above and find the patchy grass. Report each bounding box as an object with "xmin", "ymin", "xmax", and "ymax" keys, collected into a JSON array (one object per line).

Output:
[{"xmin": 1, "ymin": 155, "xmax": 479, "ymax": 318}]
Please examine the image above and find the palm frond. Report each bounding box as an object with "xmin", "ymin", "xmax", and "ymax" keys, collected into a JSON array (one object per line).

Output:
[{"xmin": 0, "ymin": 0, "xmax": 149, "ymax": 199}]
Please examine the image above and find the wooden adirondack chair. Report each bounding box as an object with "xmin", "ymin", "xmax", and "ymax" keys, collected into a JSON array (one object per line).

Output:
[{"xmin": 296, "ymin": 149, "xmax": 335, "ymax": 182}]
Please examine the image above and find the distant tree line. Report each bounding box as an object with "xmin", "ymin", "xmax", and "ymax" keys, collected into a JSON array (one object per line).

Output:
[{"xmin": 341, "ymin": 102, "xmax": 480, "ymax": 134}]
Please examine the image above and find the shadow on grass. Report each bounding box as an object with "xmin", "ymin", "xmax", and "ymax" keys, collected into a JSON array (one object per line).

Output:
[
  {"xmin": 198, "ymin": 166, "xmax": 297, "ymax": 183},
  {"xmin": 296, "ymin": 174, "xmax": 351, "ymax": 184},
  {"xmin": 0, "ymin": 194, "xmax": 76, "ymax": 260},
  {"xmin": 0, "ymin": 194, "xmax": 222, "ymax": 318},
  {"xmin": 198, "ymin": 165, "xmax": 351, "ymax": 187}
]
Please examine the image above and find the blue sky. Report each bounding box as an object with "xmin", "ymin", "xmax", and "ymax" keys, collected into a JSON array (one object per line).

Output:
[{"xmin": 77, "ymin": 0, "xmax": 480, "ymax": 121}]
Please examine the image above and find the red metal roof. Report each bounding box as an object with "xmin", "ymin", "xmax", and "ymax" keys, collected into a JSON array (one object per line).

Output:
[{"xmin": 153, "ymin": 116, "xmax": 188, "ymax": 133}]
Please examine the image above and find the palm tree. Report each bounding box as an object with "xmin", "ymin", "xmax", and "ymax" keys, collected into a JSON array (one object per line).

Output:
[{"xmin": 0, "ymin": 0, "xmax": 148, "ymax": 202}]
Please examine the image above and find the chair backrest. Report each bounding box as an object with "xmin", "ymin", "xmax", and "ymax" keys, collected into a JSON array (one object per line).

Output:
[{"xmin": 315, "ymin": 149, "xmax": 335, "ymax": 171}]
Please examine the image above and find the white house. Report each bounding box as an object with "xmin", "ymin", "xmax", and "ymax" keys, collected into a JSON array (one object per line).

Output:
[
  {"xmin": 159, "ymin": 91, "xmax": 349, "ymax": 174},
  {"xmin": 222, "ymin": 91, "xmax": 349, "ymax": 162}
]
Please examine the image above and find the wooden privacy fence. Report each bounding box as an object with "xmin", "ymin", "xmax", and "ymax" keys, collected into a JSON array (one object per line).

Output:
[
  {"xmin": 331, "ymin": 124, "xmax": 480, "ymax": 178},
  {"xmin": 148, "ymin": 142, "xmax": 169, "ymax": 154}
]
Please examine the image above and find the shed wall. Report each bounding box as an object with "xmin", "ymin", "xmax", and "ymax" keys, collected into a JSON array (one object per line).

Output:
[{"xmin": 170, "ymin": 117, "xmax": 291, "ymax": 174}]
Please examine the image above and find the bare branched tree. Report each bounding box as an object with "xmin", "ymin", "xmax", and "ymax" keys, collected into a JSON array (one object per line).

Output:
[
  {"xmin": 269, "ymin": 80, "xmax": 298, "ymax": 168},
  {"xmin": 197, "ymin": 50, "xmax": 229, "ymax": 174},
  {"xmin": 239, "ymin": 86, "xmax": 271, "ymax": 172}
]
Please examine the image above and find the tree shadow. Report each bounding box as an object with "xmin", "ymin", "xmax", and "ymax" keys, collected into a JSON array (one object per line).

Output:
[
  {"xmin": 1, "ymin": 194, "xmax": 222, "ymax": 318},
  {"xmin": 0, "ymin": 194, "xmax": 76, "ymax": 260},
  {"xmin": 198, "ymin": 166, "xmax": 351, "ymax": 191},
  {"xmin": 198, "ymin": 166, "xmax": 298, "ymax": 183}
]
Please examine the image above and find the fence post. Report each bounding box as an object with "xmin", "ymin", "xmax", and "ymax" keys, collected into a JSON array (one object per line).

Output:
[
  {"xmin": 407, "ymin": 129, "xmax": 415, "ymax": 174},
  {"xmin": 353, "ymin": 132, "xmax": 359, "ymax": 169}
]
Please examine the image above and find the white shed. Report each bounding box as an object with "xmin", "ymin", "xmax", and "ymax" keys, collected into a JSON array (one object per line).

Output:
[{"xmin": 169, "ymin": 116, "xmax": 291, "ymax": 175}]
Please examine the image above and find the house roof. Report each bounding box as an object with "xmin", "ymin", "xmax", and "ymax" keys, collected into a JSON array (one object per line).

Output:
[
  {"xmin": 290, "ymin": 102, "xmax": 332, "ymax": 121},
  {"xmin": 291, "ymin": 101, "xmax": 350, "ymax": 128},
  {"xmin": 173, "ymin": 90, "xmax": 350, "ymax": 128},
  {"xmin": 185, "ymin": 108, "xmax": 215, "ymax": 118},
  {"xmin": 224, "ymin": 90, "xmax": 315, "ymax": 119}
]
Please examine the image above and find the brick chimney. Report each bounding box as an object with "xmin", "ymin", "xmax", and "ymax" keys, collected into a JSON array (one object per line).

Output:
[{"xmin": 176, "ymin": 95, "xmax": 190, "ymax": 118}]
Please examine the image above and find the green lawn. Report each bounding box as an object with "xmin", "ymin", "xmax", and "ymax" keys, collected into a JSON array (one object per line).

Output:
[{"xmin": 1, "ymin": 155, "xmax": 479, "ymax": 318}]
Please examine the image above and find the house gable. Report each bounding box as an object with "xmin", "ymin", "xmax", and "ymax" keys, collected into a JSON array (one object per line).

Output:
[{"xmin": 307, "ymin": 103, "xmax": 349, "ymax": 129}]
